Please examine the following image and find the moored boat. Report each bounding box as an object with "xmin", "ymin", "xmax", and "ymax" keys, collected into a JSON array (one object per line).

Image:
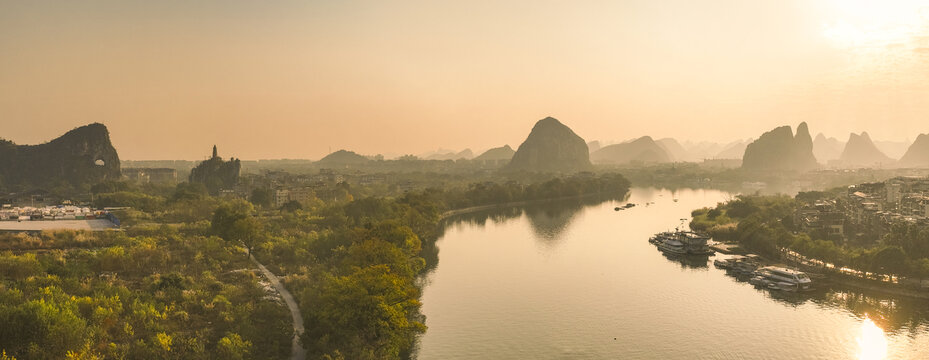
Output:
[
  {"xmin": 755, "ymin": 266, "xmax": 813, "ymax": 291},
  {"xmin": 657, "ymin": 239, "xmax": 687, "ymax": 255},
  {"xmin": 650, "ymin": 230, "xmax": 715, "ymax": 255}
]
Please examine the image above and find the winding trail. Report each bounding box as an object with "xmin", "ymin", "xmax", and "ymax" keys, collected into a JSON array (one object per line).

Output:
[{"xmin": 251, "ymin": 255, "xmax": 306, "ymax": 360}]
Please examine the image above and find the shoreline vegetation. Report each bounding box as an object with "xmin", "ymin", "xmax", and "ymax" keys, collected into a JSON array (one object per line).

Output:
[
  {"xmin": 690, "ymin": 193, "xmax": 929, "ymax": 300},
  {"xmin": 0, "ymin": 173, "xmax": 630, "ymax": 360},
  {"xmin": 439, "ymin": 190, "xmax": 630, "ymax": 220}
]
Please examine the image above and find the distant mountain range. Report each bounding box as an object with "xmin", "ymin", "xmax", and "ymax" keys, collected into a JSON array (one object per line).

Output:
[
  {"xmin": 591, "ymin": 136, "xmax": 671, "ymax": 165},
  {"xmin": 474, "ymin": 145, "xmax": 515, "ymax": 162},
  {"xmin": 424, "ymin": 149, "xmax": 474, "ymax": 161},
  {"xmin": 813, "ymin": 133, "xmax": 844, "ymax": 164},
  {"xmin": 655, "ymin": 138, "xmax": 688, "ymax": 162},
  {"xmin": 874, "ymin": 140, "xmax": 911, "ymax": 160},
  {"xmin": 837, "ymin": 132, "xmax": 893, "ymax": 167}
]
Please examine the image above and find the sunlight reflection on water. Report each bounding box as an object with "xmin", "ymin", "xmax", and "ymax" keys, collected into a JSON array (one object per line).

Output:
[{"xmin": 857, "ymin": 316, "xmax": 888, "ymax": 360}]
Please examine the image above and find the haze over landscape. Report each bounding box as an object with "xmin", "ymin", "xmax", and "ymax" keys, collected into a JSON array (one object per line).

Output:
[
  {"xmin": 6, "ymin": 2, "xmax": 929, "ymax": 360},
  {"xmin": 3, "ymin": 0, "xmax": 929, "ymax": 160}
]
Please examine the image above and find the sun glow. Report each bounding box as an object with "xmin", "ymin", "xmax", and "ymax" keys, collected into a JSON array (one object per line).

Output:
[
  {"xmin": 822, "ymin": 0, "xmax": 929, "ymax": 48},
  {"xmin": 856, "ymin": 317, "xmax": 888, "ymax": 360}
]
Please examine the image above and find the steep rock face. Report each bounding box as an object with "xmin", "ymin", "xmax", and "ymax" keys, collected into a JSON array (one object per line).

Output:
[
  {"xmin": 189, "ymin": 146, "xmax": 240, "ymax": 194},
  {"xmin": 899, "ymin": 134, "xmax": 929, "ymax": 168},
  {"xmin": 587, "ymin": 141, "xmax": 601, "ymax": 154},
  {"xmin": 741, "ymin": 123, "xmax": 818, "ymax": 172},
  {"xmin": 591, "ymin": 136, "xmax": 671, "ymax": 164},
  {"xmin": 813, "ymin": 133, "xmax": 844, "ymax": 164},
  {"xmin": 838, "ymin": 132, "xmax": 892, "ymax": 167},
  {"xmin": 474, "ymin": 145, "xmax": 515, "ymax": 162},
  {"xmin": 505, "ymin": 117, "xmax": 591, "ymax": 172},
  {"xmin": 0, "ymin": 123, "xmax": 121, "ymax": 189}
]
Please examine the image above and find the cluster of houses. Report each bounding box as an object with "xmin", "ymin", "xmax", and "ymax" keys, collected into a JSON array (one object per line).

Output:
[
  {"xmin": 0, "ymin": 204, "xmax": 108, "ymax": 221},
  {"xmin": 796, "ymin": 176, "xmax": 929, "ymax": 242}
]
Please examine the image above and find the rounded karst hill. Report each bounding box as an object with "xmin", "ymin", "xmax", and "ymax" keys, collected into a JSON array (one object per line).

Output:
[{"xmin": 504, "ymin": 117, "xmax": 592, "ymax": 173}]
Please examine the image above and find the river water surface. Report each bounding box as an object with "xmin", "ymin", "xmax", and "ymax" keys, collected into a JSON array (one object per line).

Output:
[{"xmin": 416, "ymin": 187, "xmax": 929, "ymax": 359}]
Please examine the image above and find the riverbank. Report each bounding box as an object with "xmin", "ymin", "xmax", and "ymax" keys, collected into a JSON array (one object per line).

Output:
[
  {"xmin": 713, "ymin": 241, "xmax": 929, "ymax": 300},
  {"xmin": 778, "ymin": 251, "xmax": 929, "ymax": 300}
]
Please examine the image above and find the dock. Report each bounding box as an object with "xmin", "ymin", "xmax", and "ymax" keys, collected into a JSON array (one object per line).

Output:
[{"xmin": 710, "ymin": 243, "xmax": 743, "ymax": 254}]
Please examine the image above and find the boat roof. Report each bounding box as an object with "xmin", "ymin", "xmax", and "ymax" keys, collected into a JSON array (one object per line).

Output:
[
  {"xmin": 680, "ymin": 232, "xmax": 709, "ymax": 239},
  {"xmin": 760, "ymin": 266, "xmax": 805, "ymax": 275}
]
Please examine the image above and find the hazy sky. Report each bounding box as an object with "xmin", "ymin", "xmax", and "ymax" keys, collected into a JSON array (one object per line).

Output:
[{"xmin": 2, "ymin": 0, "xmax": 929, "ymax": 160}]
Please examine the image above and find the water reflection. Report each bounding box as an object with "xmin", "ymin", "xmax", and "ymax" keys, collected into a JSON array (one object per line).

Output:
[
  {"xmin": 523, "ymin": 201, "xmax": 587, "ymax": 247},
  {"xmin": 857, "ymin": 317, "xmax": 888, "ymax": 360},
  {"xmin": 718, "ymin": 260, "xmax": 929, "ymax": 328},
  {"xmin": 423, "ymin": 196, "xmax": 620, "ymax": 275},
  {"xmin": 660, "ymin": 252, "xmax": 710, "ymax": 270},
  {"xmin": 813, "ymin": 289, "xmax": 929, "ymax": 334},
  {"xmin": 418, "ymin": 188, "xmax": 929, "ymax": 359},
  {"xmin": 440, "ymin": 195, "xmax": 625, "ymax": 246}
]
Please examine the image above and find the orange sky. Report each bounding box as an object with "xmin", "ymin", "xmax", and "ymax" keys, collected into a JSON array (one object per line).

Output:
[{"xmin": 1, "ymin": 0, "xmax": 928, "ymax": 160}]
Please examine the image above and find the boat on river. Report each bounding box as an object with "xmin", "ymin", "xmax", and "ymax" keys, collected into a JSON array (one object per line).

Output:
[
  {"xmin": 657, "ymin": 238, "xmax": 687, "ymax": 255},
  {"xmin": 754, "ymin": 266, "xmax": 813, "ymax": 292},
  {"xmin": 651, "ymin": 230, "xmax": 714, "ymax": 255}
]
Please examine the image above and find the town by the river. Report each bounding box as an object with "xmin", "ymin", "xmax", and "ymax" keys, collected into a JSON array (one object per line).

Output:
[{"xmin": 416, "ymin": 187, "xmax": 929, "ymax": 359}]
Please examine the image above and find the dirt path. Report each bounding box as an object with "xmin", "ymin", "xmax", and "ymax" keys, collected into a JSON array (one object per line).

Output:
[{"xmin": 251, "ymin": 255, "xmax": 306, "ymax": 360}]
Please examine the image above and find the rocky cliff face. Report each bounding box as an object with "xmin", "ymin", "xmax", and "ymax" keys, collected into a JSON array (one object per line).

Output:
[
  {"xmin": 741, "ymin": 123, "xmax": 818, "ymax": 172},
  {"xmin": 0, "ymin": 123, "xmax": 121, "ymax": 190},
  {"xmin": 838, "ymin": 132, "xmax": 892, "ymax": 167},
  {"xmin": 591, "ymin": 136, "xmax": 671, "ymax": 164},
  {"xmin": 899, "ymin": 134, "xmax": 929, "ymax": 168},
  {"xmin": 505, "ymin": 117, "xmax": 591, "ymax": 172}
]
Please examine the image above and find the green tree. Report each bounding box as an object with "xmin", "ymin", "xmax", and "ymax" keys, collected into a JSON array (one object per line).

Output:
[
  {"xmin": 870, "ymin": 246, "xmax": 907, "ymax": 275},
  {"xmin": 249, "ymin": 188, "xmax": 273, "ymax": 208},
  {"xmin": 281, "ymin": 200, "xmax": 302, "ymax": 212},
  {"xmin": 302, "ymin": 265, "xmax": 426, "ymax": 360},
  {"xmin": 216, "ymin": 333, "xmax": 251, "ymax": 360},
  {"xmin": 211, "ymin": 200, "xmax": 264, "ymax": 256}
]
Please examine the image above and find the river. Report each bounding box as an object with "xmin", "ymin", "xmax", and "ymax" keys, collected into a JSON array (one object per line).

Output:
[{"xmin": 415, "ymin": 187, "xmax": 929, "ymax": 359}]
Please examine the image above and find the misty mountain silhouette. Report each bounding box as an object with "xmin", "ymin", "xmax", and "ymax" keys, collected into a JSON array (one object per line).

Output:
[
  {"xmin": 838, "ymin": 132, "xmax": 892, "ymax": 167},
  {"xmin": 742, "ymin": 122, "xmax": 818, "ymax": 172},
  {"xmin": 899, "ymin": 134, "xmax": 929, "ymax": 168},
  {"xmin": 473, "ymin": 145, "xmax": 515, "ymax": 162},
  {"xmin": 317, "ymin": 149, "xmax": 370, "ymax": 164},
  {"xmin": 591, "ymin": 136, "xmax": 671, "ymax": 164},
  {"xmin": 505, "ymin": 117, "xmax": 592, "ymax": 172}
]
